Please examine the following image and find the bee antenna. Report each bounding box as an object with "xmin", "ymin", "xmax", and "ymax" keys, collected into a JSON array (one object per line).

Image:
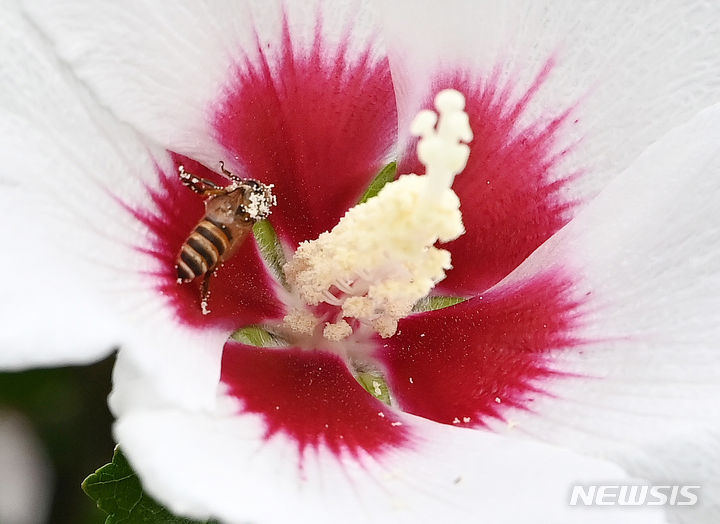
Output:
[{"xmin": 219, "ymin": 160, "xmax": 243, "ymax": 183}]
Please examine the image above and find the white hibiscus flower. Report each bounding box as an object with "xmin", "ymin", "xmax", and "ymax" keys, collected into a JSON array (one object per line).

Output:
[{"xmin": 1, "ymin": 1, "xmax": 720, "ymax": 523}]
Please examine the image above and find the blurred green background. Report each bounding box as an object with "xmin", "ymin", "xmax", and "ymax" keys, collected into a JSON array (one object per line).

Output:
[{"xmin": 0, "ymin": 354, "xmax": 116, "ymax": 524}]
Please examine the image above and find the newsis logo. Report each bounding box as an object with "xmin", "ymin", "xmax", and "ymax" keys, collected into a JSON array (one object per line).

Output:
[{"xmin": 569, "ymin": 485, "xmax": 700, "ymax": 507}]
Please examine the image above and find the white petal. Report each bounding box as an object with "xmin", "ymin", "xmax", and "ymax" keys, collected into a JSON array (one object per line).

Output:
[
  {"xmin": 112, "ymin": 328, "xmax": 227, "ymax": 413},
  {"xmin": 0, "ymin": 190, "xmax": 122, "ymax": 368},
  {"xmin": 376, "ymin": 0, "xmax": 720, "ymax": 196},
  {"xmin": 493, "ymin": 104, "xmax": 720, "ymax": 523},
  {"xmin": 0, "ymin": 0, "xmax": 230, "ymax": 404},
  {"xmin": 0, "ymin": 0, "xmax": 125, "ymax": 367},
  {"xmin": 22, "ymin": 0, "xmax": 385, "ymax": 165},
  {"xmin": 114, "ymin": 392, "xmax": 665, "ymax": 523}
]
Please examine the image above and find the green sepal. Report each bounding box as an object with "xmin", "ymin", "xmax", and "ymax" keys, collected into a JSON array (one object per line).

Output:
[
  {"xmin": 358, "ymin": 161, "xmax": 397, "ymax": 204},
  {"xmin": 412, "ymin": 295, "xmax": 466, "ymax": 312},
  {"xmin": 231, "ymin": 324, "xmax": 287, "ymax": 347},
  {"xmin": 82, "ymin": 447, "xmax": 218, "ymax": 523},
  {"xmin": 355, "ymin": 371, "xmax": 392, "ymax": 406},
  {"xmin": 252, "ymin": 219, "xmax": 287, "ymax": 287}
]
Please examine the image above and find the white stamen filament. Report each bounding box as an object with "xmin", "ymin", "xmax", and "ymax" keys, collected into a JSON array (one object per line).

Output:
[
  {"xmin": 283, "ymin": 89, "xmax": 473, "ymax": 340},
  {"xmin": 321, "ymin": 289, "xmax": 343, "ymax": 306},
  {"xmin": 334, "ymin": 279, "xmax": 354, "ymax": 294}
]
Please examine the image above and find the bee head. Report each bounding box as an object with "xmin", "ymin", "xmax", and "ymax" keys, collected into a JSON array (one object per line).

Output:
[{"xmin": 235, "ymin": 179, "xmax": 276, "ymax": 220}]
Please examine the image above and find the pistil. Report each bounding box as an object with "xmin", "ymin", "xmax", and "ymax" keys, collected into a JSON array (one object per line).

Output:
[{"xmin": 283, "ymin": 89, "xmax": 473, "ymax": 340}]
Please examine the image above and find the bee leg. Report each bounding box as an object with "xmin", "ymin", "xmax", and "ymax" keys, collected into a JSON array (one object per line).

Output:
[
  {"xmin": 219, "ymin": 160, "xmax": 244, "ymax": 184},
  {"xmin": 200, "ymin": 273, "xmax": 212, "ymax": 315},
  {"xmin": 178, "ymin": 165, "xmax": 222, "ymax": 195}
]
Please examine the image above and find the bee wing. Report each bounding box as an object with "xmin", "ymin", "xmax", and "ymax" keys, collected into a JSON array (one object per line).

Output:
[{"xmin": 219, "ymin": 220, "xmax": 254, "ymax": 263}]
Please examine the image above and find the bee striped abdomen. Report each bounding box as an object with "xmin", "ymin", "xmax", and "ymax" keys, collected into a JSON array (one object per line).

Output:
[
  {"xmin": 176, "ymin": 218, "xmax": 233, "ymax": 282},
  {"xmin": 197, "ymin": 219, "xmax": 231, "ymax": 254}
]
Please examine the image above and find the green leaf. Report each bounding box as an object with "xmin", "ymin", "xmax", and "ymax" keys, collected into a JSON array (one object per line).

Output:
[
  {"xmin": 83, "ymin": 447, "xmax": 217, "ymax": 524},
  {"xmin": 355, "ymin": 371, "xmax": 392, "ymax": 406},
  {"xmin": 412, "ymin": 295, "xmax": 466, "ymax": 312},
  {"xmin": 357, "ymin": 161, "xmax": 397, "ymax": 204},
  {"xmin": 252, "ymin": 219, "xmax": 287, "ymax": 287}
]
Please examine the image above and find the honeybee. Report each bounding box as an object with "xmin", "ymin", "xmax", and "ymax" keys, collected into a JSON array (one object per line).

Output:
[{"xmin": 175, "ymin": 161, "xmax": 276, "ymax": 314}]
